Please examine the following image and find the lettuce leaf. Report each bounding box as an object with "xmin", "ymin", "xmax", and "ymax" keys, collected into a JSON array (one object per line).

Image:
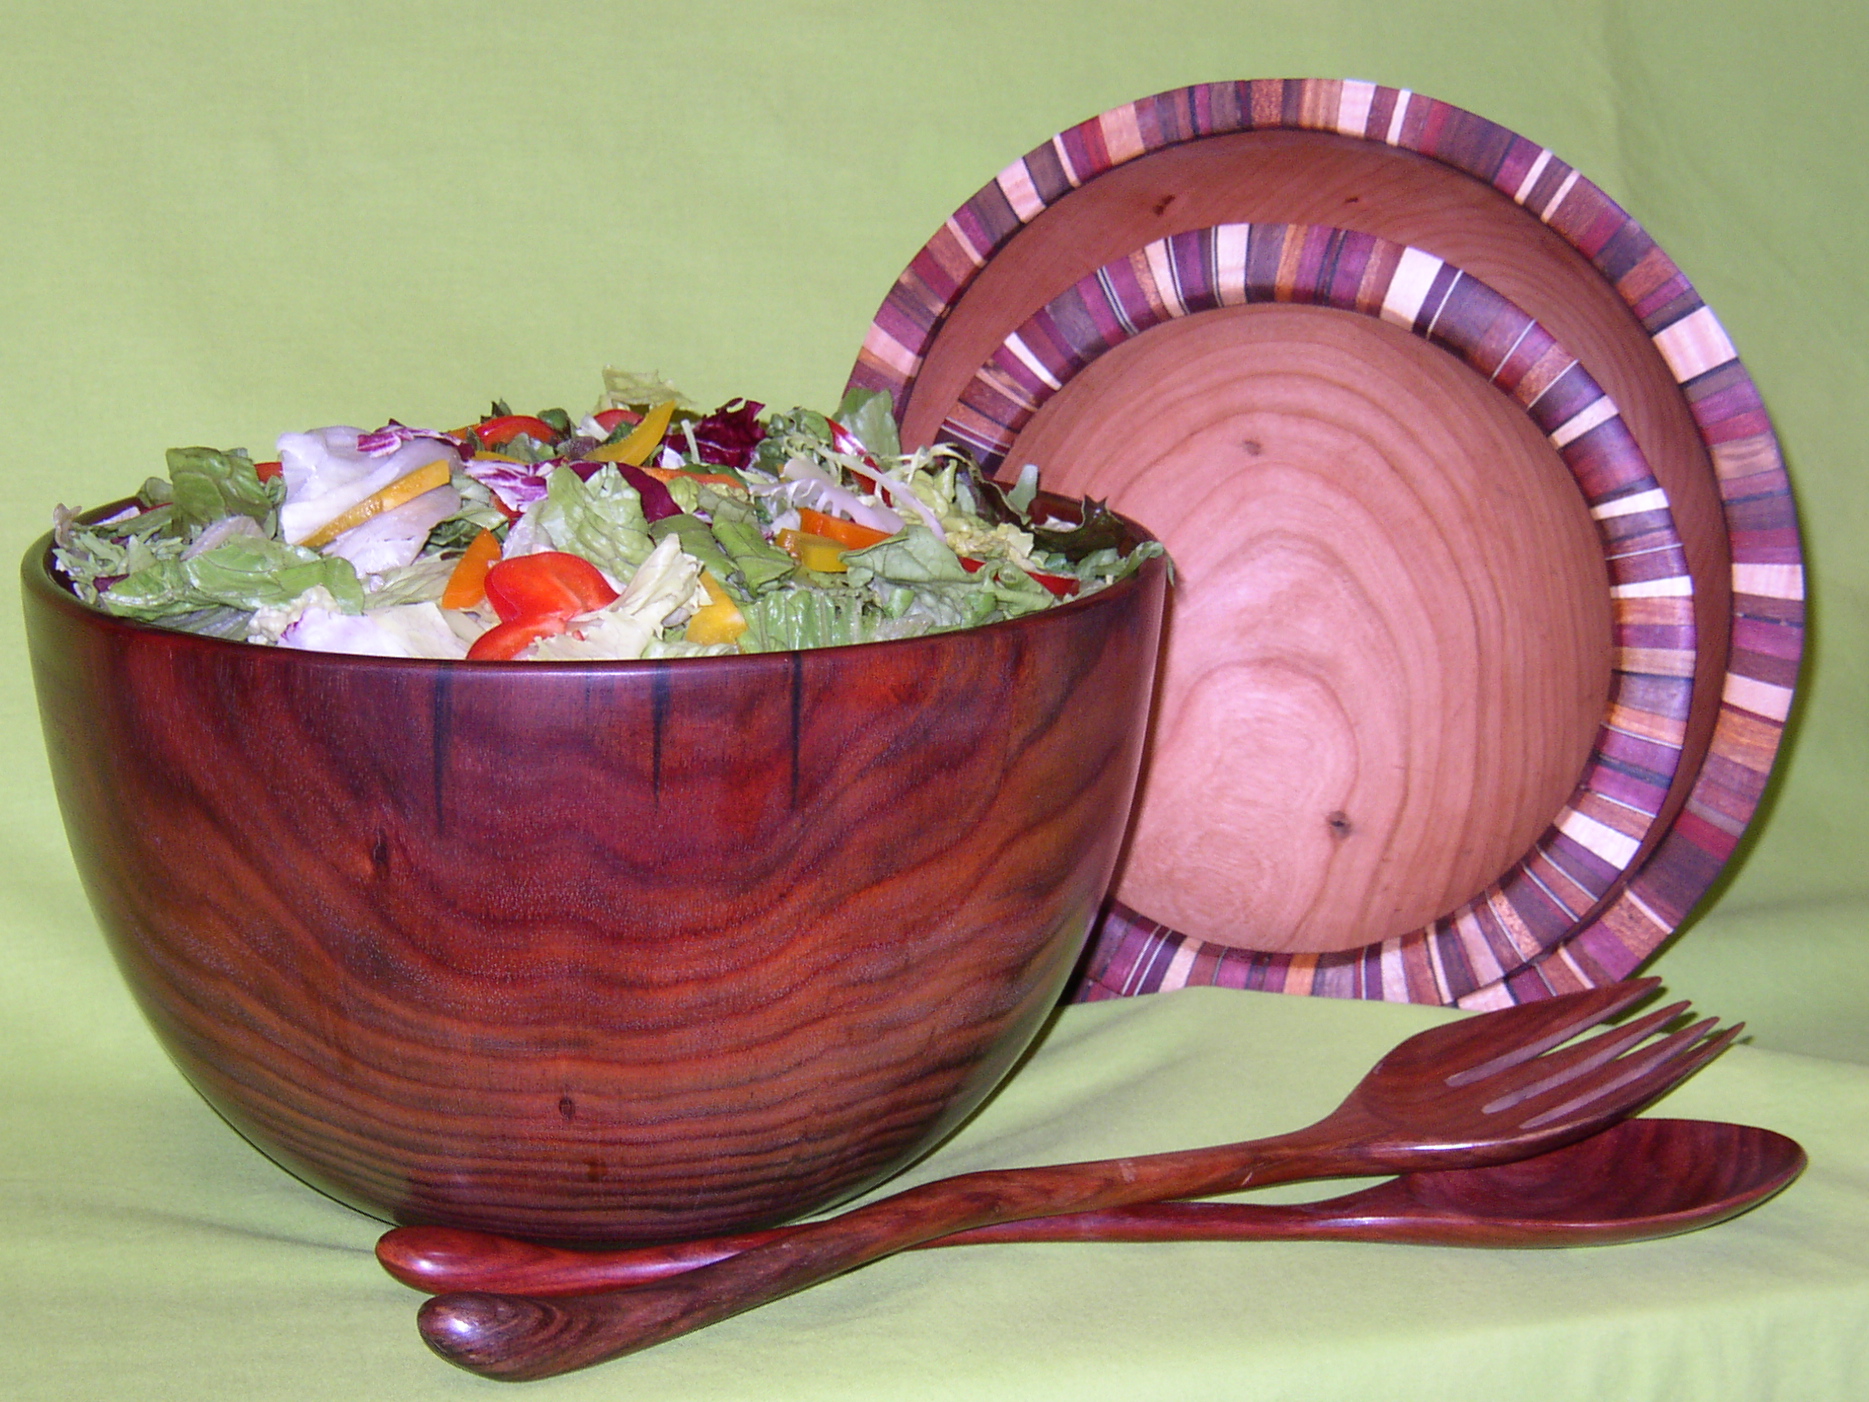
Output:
[
  {"xmin": 165, "ymin": 446, "xmax": 283, "ymax": 533},
  {"xmin": 100, "ymin": 535, "xmax": 363, "ymax": 621},
  {"xmin": 833, "ymin": 386, "xmax": 901, "ymax": 462},
  {"xmin": 842, "ymin": 525, "xmax": 1053, "ymax": 629},
  {"xmin": 536, "ymin": 464, "xmax": 655, "ymax": 577}
]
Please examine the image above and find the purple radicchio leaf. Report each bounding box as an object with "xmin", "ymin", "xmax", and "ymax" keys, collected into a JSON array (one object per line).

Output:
[
  {"xmin": 684, "ymin": 399, "xmax": 766, "ymax": 469},
  {"xmin": 462, "ymin": 458, "xmax": 551, "ymax": 513},
  {"xmin": 356, "ymin": 421, "xmax": 468, "ymax": 457}
]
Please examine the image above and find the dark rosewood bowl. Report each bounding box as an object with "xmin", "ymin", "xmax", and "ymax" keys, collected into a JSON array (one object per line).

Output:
[{"xmin": 22, "ymin": 513, "xmax": 1165, "ymax": 1244}]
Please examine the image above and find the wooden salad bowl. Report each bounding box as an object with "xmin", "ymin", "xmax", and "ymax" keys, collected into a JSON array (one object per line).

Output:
[
  {"xmin": 21, "ymin": 505, "xmax": 1166, "ymax": 1244},
  {"xmin": 849, "ymin": 79, "xmax": 1805, "ymax": 1007}
]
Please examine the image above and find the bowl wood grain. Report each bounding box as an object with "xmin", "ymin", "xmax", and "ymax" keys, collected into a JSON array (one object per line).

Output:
[{"xmin": 23, "ymin": 514, "xmax": 1165, "ymax": 1243}]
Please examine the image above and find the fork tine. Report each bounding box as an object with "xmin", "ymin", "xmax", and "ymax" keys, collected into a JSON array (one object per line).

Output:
[
  {"xmin": 1441, "ymin": 977, "xmax": 1660, "ymax": 1087},
  {"xmin": 1518, "ymin": 1020, "xmax": 1741, "ymax": 1131},
  {"xmin": 1474, "ymin": 1001, "xmax": 1691, "ymax": 1110}
]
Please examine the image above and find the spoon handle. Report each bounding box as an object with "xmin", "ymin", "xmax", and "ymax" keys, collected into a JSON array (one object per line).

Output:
[
  {"xmin": 384, "ymin": 1196, "xmax": 1476, "ymax": 1298},
  {"xmin": 418, "ymin": 1126, "xmax": 1356, "ymax": 1379}
]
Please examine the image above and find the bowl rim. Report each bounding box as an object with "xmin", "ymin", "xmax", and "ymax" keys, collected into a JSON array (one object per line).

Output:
[{"xmin": 846, "ymin": 78, "xmax": 1806, "ymax": 1007}]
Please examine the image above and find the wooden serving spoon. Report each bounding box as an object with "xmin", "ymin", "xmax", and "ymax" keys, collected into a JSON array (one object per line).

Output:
[
  {"xmin": 413, "ymin": 980, "xmax": 1745, "ymax": 1378},
  {"xmin": 381, "ymin": 1118, "xmax": 1804, "ymax": 1297}
]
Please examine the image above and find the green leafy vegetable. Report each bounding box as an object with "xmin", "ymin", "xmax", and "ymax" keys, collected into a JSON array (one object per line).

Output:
[{"xmin": 536, "ymin": 465, "xmax": 655, "ymax": 577}]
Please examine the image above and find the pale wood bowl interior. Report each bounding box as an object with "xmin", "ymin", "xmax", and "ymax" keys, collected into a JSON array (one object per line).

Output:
[{"xmin": 1006, "ymin": 303, "xmax": 1613, "ymax": 952}]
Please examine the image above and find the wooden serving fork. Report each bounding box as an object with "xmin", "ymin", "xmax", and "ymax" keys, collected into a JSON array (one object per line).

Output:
[{"xmin": 418, "ymin": 979, "xmax": 1738, "ymax": 1380}]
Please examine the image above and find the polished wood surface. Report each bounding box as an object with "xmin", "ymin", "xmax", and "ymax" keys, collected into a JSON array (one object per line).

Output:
[
  {"xmin": 21, "ymin": 511, "xmax": 1165, "ymax": 1244},
  {"xmin": 377, "ymin": 1116, "xmax": 1803, "ymax": 1294},
  {"xmin": 849, "ymin": 81, "xmax": 1805, "ymax": 1004},
  {"xmin": 1001, "ymin": 307, "xmax": 1610, "ymax": 951},
  {"xmin": 415, "ymin": 980, "xmax": 1743, "ymax": 1377}
]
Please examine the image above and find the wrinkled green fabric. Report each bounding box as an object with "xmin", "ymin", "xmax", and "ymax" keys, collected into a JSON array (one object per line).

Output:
[{"xmin": 3, "ymin": 2, "xmax": 1866, "ymax": 1398}]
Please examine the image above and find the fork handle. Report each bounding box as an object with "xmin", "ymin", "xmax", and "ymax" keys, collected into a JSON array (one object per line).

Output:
[{"xmin": 419, "ymin": 1126, "xmax": 1370, "ymax": 1380}]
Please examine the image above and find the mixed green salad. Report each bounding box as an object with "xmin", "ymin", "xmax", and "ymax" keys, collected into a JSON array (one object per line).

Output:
[{"xmin": 51, "ymin": 372, "xmax": 1161, "ymax": 661}]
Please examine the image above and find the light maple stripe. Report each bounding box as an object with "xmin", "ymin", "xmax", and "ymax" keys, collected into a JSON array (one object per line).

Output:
[
  {"xmin": 1610, "ymin": 575, "xmax": 1694, "ymax": 599},
  {"xmin": 1144, "ymin": 240, "xmax": 1188, "ymax": 317},
  {"xmin": 1591, "ymin": 487, "xmax": 1671, "ymax": 520},
  {"xmin": 1457, "ymin": 907, "xmax": 1507, "ymax": 986},
  {"xmin": 861, "ymin": 324, "xmax": 921, "ymax": 379},
  {"xmin": 995, "ymin": 160, "xmax": 1046, "ymax": 222},
  {"xmin": 1422, "ymin": 268, "xmax": 1463, "ymax": 338},
  {"xmin": 942, "ymin": 216, "xmax": 987, "ymax": 269},
  {"xmin": 1557, "ymin": 808, "xmax": 1642, "ymax": 869},
  {"xmin": 1003, "ymin": 332, "xmax": 1062, "ymax": 390},
  {"xmin": 1549, "ymin": 395, "xmax": 1618, "ymax": 448},
  {"xmin": 1654, "ymin": 306, "xmax": 1738, "ymax": 382},
  {"xmin": 1380, "ymin": 246, "xmax": 1443, "ymax": 326},
  {"xmin": 1214, "ymin": 224, "xmax": 1251, "ymax": 304},
  {"xmin": 1384, "ymin": 89, "xmax": 1412, "ymax": 144},
  {"xmin": 1337, "ymin": 79, "xmax": 1377, "ymax": 136},
  {"xmin": 1098, "ymin": 105, "xmax": 1147, "ymax": 165},
  {"xmin": 1161, "ymin": 938, "xmax": 1199, "ymax": 990},
  {"xmin": 1542, "ymin": 168, "xmax": 1582, "ymax": 220},
  {"xmin": 1723, "ymin": 673, "xmax": 1796, "ymax": 723},
  {"xmin": 1489, "ymin": 319, "xmax": 1537, "ymax": 382},
  {"xmin": 1513, "ymin": 148, "xmax": 1553, "ymax": 204},
  {"xmin": 1379, "ymin": 941, "xmax": 1407, "ymax": 1001},
  {"xmin": 1425, "ymin": 929, "xmax": 1452, "ymax": 1001},
  {"xmin": 1049, "ymin": 134, "xmax": 1083, "ymax": 188},
  {"xmin": 1731, "ymin": 562, "xmax": 1805, "ymax": 600}
]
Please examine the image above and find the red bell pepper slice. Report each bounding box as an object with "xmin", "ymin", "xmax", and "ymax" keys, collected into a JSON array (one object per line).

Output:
[
  {"xmin": 593, "ymin": 408, "xmax": 643, "ymax": 434},
  {"xmin": 466, "ymin": 616, "xmax": 568, "ymax": 662},
  {"xmin": 483, "ymin": 552, "xmax": 619, "ymax": 625},
  {"xmin": 473, "ymin": 414, "xmax": 564, "ymax": 449},
  {"xmin": 958, "ymin": 555, "xmax": 1080, "ymax": 598}
]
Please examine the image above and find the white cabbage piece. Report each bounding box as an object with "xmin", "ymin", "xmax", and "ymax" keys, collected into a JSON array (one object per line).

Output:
[
  {"xmin": 324, "ymin": 484, "xmax": 462, "ymax": 574},
  {"xmin": 273, "ymin": 599, "xmax": 471, "ymax": 659},
  {"xmin": 276, "ymin": 427, "xmax": 463, "ymax": 547}
]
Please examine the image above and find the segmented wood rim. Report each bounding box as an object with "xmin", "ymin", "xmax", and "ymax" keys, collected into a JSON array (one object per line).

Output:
[
  {"xmin": 940, "ymin": 222, "xmax": 1696, "ymax": 1004},
  {"xmin": 848, "ymin": 80, "xmax": 1804, "ymax": 1006}
]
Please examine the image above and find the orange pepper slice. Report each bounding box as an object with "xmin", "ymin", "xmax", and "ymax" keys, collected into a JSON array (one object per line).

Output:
[
  {"xmin": 797, "ymin": 508, "xmax": 892, "ymax": 551},
  {"xmin": 440, "ymin": 528, "xmax": 502, "ymax": 611}
]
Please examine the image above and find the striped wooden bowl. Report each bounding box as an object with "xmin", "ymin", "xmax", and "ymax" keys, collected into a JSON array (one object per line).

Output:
[{"xmin": 848, "ymin": 80, "xmax": 1804, "ymax": 1008}]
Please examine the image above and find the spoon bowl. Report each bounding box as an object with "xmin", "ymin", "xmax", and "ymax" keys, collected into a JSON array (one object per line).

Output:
[{"xmin": 380, "ymin": 1117, "xmax": 1804, "ymax": 1296}]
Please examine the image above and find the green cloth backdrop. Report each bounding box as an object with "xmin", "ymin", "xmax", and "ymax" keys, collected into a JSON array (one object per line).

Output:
[{"xmin": 4, "ymin": 2, "xmax": 1865, "ymax": 1397}]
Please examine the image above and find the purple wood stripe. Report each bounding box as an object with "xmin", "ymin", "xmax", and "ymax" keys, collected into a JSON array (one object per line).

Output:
[
  {"xmin": 950, "ymin": 222, "xmax": 1696, "ymax": 1006},
  {"xmin": 857, "ymin": 81, "xmax": 1800, "ymax": 1005}
]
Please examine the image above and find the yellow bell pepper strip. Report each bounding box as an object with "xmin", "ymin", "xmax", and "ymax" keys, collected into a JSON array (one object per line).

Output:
[
  {"xmin": 298, "ymin": 458, "xmax": 454, "ymax": 550},
  {"xmin": 440, "ymin": 528, "xmax": 503, "ymax": 611},
  {"xmin": 685, "ymin": 571, "xmax": 747, "ymax": 646},
  {"xmin": 776, "ymin": 528, "xmax": 850, "ymax": 573},
  {"xmin": 586, "ymin": 401, "xmax": 676, "ymax": 465}
]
